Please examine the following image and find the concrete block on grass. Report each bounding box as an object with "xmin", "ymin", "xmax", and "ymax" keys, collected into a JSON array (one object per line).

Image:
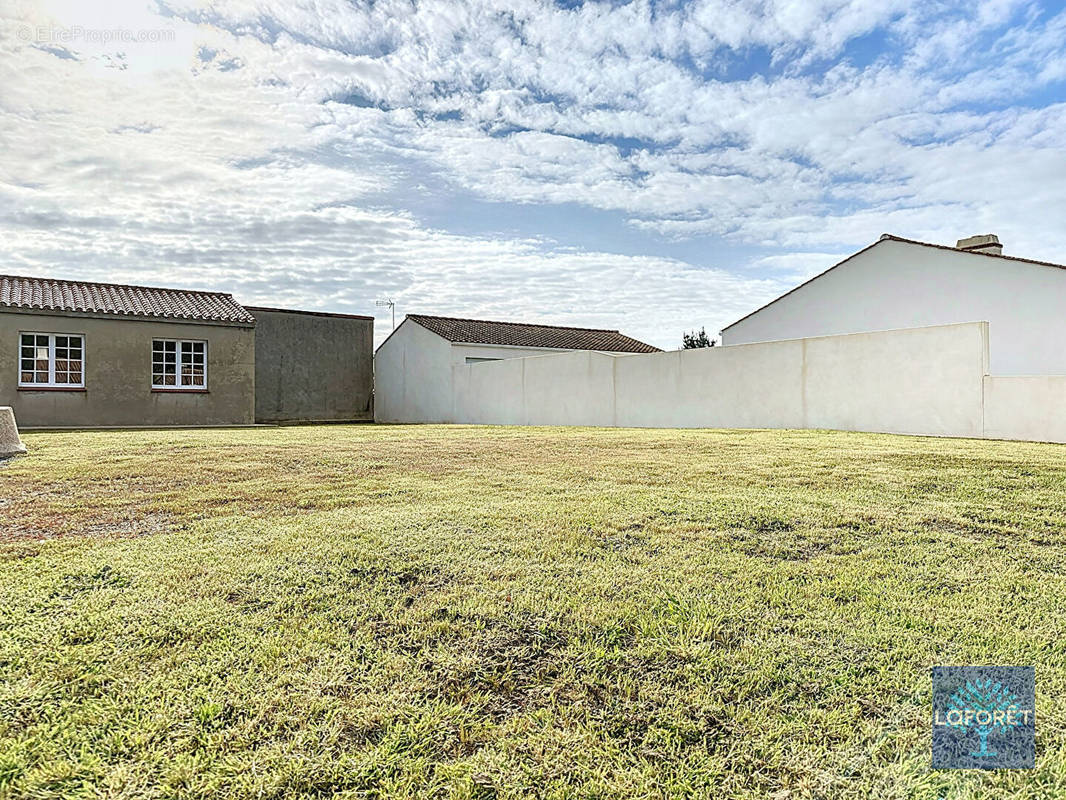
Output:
[{"xmin": 0, "ymin": 406, "xmax": 27, "ymax": 458}]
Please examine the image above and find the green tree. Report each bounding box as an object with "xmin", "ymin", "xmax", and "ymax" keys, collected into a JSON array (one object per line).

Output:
[{"xmin": 682, "ymin": 327, "xmax": 715, "ymax": 349}]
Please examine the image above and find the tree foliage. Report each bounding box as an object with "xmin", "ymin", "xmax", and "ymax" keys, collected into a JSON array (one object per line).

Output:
[{"xmin": 682, "ymin": 327, "xmax": 715, "ymax": 349}]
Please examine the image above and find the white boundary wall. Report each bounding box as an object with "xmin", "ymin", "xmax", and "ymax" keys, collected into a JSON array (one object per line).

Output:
[
  {"xmin": 984, "ymin": 377, "xmax": 1066, "ymax": 443},
  {"xmin": 451, "ymin": 322, "xmax": 988, "ymax": 437},
  {"xmin": 427, "ymin": 321, "xmax": 1065, "ymax": 444}
]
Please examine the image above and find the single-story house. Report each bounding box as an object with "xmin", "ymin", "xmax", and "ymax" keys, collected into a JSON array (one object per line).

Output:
[
  {"xmin": 0, "ymin": 275, "xmax": 373, "ymax": 428},
  {"xmin": 374, "ymin": 313, "xmax": 660, "ymax": 423},
  {"xmin": 720, "ymin": 234, "xmax": 1066, "ymax": 375}
]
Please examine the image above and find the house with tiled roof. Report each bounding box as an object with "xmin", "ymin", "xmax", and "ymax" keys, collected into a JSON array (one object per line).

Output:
[
  {"xmin": 0, "ymin": 275, "xmax": 373, "ymax": 427},
  {"xmin": 374, "ymin": 313, "xmax": 660, "ymax": 423}
]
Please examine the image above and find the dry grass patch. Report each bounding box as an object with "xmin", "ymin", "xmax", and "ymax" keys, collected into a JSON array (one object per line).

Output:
[{"xmin": 1, "ymin": 425, "xmax": 1066, "ymax": 798}]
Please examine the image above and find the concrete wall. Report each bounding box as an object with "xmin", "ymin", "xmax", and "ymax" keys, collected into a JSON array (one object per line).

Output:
[
  {"xmin": 248, "ymin": 307, "xmax": 373, "ymax": 423},
  {"xmin": 374, "ymin": 320, "xmax": 608, "ymax": 423},
  {"xmin": 453, "ymin": 350, "xmax": 620, "ymax": 426},
  {"xmin": 384, "ymin": 321, "xmax": 1066, "ymax": 440},
  {"xmin": 451, "ymin": 342, "xmax": 576, "ymax": 365},
  {"xmin": 449, "ymin": 322, "xmax": 990, "ymax": 438},
  {"xmin": 453, "ymin": 355, "xmax": 527, "ymax": 425},
  {"xmin": 378, "ymin": 316, "xmax": 1066, "ymax": 445},
  {"xmin": 721, "ymin": 238, "xmax": 1066, "ymax": 375},
  {"xmin": 0, "ymin": 310, "xmax": 254, "ymax": 427},
  {"xmin": 983, "ymin": 377, "xmax": 1066, "ymax": 444},
  {"xmin": 614, "ymin": 341, "xmax": 805, "ymax": 429},
  {"xmin": 801, "ymin": 322, "xmax": 989, "ymax": 438},
  {"xmin": 374, "ymin": 319, "xmax": 454, "ymax": 423}
]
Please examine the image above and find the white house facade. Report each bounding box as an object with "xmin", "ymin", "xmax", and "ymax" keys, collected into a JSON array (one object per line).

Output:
[
  {"xmin": 720, "ymin": 234, "xmax": 1066, "ymax": 375},
  {"xmin": 374, "ymin": 314, "xmax": 659, "ymax": 423}
]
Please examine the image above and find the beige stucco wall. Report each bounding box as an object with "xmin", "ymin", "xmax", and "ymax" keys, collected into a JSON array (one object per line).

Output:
[
  {"xmin": 452, "ymin": 355, "xmax": 527, "ymax": 424},
  {"xmin": 801, "ymin": 322, "xmax": 989, "ymax": 438},
  {"xmin": 0, "ymin": 310, "xmax": 255, "ymax": 427},
  {"xmin": 614, "ymin": 341, "xmax": 804, "ymax": 429}
]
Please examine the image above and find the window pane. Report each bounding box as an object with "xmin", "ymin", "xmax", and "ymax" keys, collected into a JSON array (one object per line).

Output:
[{"xmin": 18, "ymin": 334, "xmax": 86, "ymax": 385}]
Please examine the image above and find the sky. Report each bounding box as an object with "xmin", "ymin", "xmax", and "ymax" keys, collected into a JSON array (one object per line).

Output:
[{"xmin": 1, "ymin": 1, "xmax": 1065, "ymax": 349}]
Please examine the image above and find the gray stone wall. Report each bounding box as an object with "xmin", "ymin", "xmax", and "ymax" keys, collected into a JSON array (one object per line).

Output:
[{"xmin": 247, "ymin": 307, "xmax": 373, "ymax": 423}]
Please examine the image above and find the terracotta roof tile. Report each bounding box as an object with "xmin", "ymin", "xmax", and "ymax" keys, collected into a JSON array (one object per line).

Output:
[
  {"xmin": 407, "ymin": 314, "xmax": 660, "ymax": 353},
  {"xmin": 0, "ymin": 275, "xmax": 255, "ymax": 325}
]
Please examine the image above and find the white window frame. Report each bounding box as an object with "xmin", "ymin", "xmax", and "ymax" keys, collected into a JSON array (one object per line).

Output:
[
  {"xmin": 151, "ymin": 339, "xmax": 208, "ymax": 390},
  {"xmin": 18, "ymin": 332, "xmax": 86, "ymax": 388}
]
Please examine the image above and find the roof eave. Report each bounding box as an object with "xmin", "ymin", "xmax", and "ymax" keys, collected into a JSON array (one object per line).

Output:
[{"xmin": 0, "ymin": 305, "xmax": 256, "ymax": 327}]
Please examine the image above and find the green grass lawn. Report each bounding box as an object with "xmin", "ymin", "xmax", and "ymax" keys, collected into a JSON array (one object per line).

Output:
[{"xmin": 2, "ymin": 425, "xmax": 1066, "ymax": 799}]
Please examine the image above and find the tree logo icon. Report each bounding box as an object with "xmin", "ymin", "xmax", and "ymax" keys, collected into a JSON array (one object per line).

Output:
[{"xmin": 932, "ymin": 666, "xmax": 1035, "ymax": 769}]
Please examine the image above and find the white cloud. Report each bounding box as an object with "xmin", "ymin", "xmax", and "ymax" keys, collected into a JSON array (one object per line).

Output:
[{"xmin": 1, "ymin": 0, "xmax": 1065, "ymax": 350}]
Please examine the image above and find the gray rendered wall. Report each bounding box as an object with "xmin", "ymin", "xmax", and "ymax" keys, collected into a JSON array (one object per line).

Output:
[{"xmin": 248, "ymin": 307, "xmax": 373, "ymax": 423}]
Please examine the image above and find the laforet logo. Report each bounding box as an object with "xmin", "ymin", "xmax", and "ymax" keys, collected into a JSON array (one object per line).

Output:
[{"xmin": 932, "ymin": 666, "xmax": 1035, "ymax": 769}]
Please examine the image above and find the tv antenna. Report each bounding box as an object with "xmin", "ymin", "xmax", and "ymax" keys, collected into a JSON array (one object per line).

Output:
[{"xmin": 375, "ymin": 298, "xmax": 395, "ymax": 330}]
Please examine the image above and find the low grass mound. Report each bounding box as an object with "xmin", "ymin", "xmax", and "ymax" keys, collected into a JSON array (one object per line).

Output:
[{"xmin": 2, "ymin": 425, "xmax": 1065, "ymax": 798}]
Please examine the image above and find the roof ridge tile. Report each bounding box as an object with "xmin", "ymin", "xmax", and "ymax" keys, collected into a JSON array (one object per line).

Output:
[{"xmin": 407, "ymin": 314, "xmax": 659, "ymax": 353}]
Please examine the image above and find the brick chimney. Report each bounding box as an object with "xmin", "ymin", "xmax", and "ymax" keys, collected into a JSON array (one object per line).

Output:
[{"xmin": 956, "ymin": 234, "xmax": 1003, "ymax": 256}]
